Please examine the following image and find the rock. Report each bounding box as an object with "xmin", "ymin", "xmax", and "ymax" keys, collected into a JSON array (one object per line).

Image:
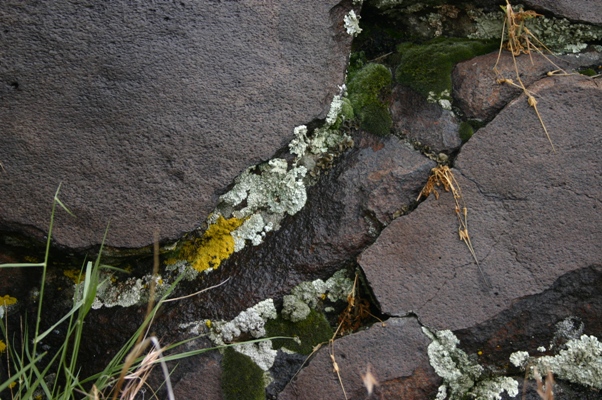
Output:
[
  {"xmin": 168, "ymin": 131, "xmax": 435, "ymax": 322},
  {"xmin": 452, "ymin": 50, "xmax": 602, "ymax": 122},
  {"xmin": 523, "ymin": 0, "xmax": 602, "ymax": 25},
  {"xmin": 0, "ymin": 1, "xmax": 353, "ymax": 250},
  {"xmin": 171, "ymin": 357, "xmax": 223, "ymax": 400},
  {"xmin": 391, "ymin": 84, "xmax": 462, "ymax": 153},
  {"xmin": 358, "ymin": 74, "xmax": 602, "ymax": 331},
  {"xmin": 279, "ymin": 317, "xmax": 441, "ymax": 399}
]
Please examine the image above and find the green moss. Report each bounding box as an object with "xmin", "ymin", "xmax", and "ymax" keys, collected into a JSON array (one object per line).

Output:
[
  {"xmin": 458, "ymin": 121, "xmax": 474, "ymax": 142},
  {"xmin": 265, "ymin": 310, "xmax": 333, "ymax": 355},
  {"xmin": 347, "ymin": 62, "xmax": 393, "ymax": 136},
  {"xmin": 221, "ymin": 347, "xmax": 266, "ymax": 400},
  {"xmin": 395, "ymin": 38, "xmax": 498, "ymax": 99},
  {"xmin": 578, "ymin": 68, "xmax": 598, "ymax": 77}
]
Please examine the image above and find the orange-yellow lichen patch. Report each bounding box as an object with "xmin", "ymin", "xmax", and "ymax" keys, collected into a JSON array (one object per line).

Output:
[
  {"xmin": 0, "ymin": 339, "xmax": 6, "ymax": 353},
  {"xmin": 180, "ymin": 215, "xmax": 245, "ymax": 272},
  {"xmin": 0, "ymin": 295, "xmax": 17, "ymax": 307},
  {"xmin": 63, "ymin": 269, "xmax": 85, "ymax": 284}
]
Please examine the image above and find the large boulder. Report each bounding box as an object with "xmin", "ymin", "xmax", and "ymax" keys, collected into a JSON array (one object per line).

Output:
[
  {"xmin": 0, "ymin": 1, "xmax": 353, "ymax": 249},
  {"xmin": 359, "ymin": 74, "xmax": 602, "ymax": 331}
]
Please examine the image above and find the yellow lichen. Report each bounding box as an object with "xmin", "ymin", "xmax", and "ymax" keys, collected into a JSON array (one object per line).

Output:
[
  {"xmin": 0, "ymin": 339, "xmax": 6, "ymax": 353},
  {"xmin": 63, "ymin": 269, "xmax": 84, "ymax": 284},
  {"xmin": 0, "ymin": 295, "xmax": 17, "ymax": 307},
  {"xmin": 181, "ymin": 215, "xmax": 245, "ymax": 272},
  {"xmin": 205, "ymin": 319, "xmax": 212, "ymax": 329}
]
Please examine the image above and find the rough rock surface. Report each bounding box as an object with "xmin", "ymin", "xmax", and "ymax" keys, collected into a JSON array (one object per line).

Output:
[
  {"xmin": 391, "ymin": 85, "xmax": 462, "ymax": 153},
  {"xmin": 279, "ymin": 317, "xmax": 440, "ymax": 400},
  {"xmin": 453, "ymin": 50, "xmax": 602, "ymax": 121},
  {"xmin": 523, "ymin": 0, "xmax": 602, "ymax": 25},
  {"xmin": 359, "ymin": 74, "xmax": 602, "ymax": 331},
  {"xmin": 0, "ymin": 1, "xmax": 352, "ymax": 249},
  {"xmin": 164, "ymin": 131, "xmax": 434, "ymax": 321}
]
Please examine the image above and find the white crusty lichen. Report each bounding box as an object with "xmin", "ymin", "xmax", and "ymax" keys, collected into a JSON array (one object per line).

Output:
[
  {"xmin": 423, "ymin": 328, "xmax": 518, "ymax": 400},
  {"xmin": 427, "ymin": 89, "xmax": 452, "ymax": 111},
  {"xmin": 206, "ymin": 299, "xmax": 279, "ymax": 372},
  {"xmin": 344, "ymin": 10, "xmax": 362, "ymax": 37},
  {"xmin": 233, "ymin": 341, "xmax": 278, "ymax": 372},
  {"xmin": 510, "ymin": 334, "xmax": 602, "ymax": 390},
  {"xmin": 282, "ymin": 270, "xmax": 353, "ymax": 322},
  {"xmin": 209, "ymin": 299, "xmax": 277, "ymax": 346},
  {"xmin": 73, "ymin": 271, "xmax": 170, "ymax": 309}
]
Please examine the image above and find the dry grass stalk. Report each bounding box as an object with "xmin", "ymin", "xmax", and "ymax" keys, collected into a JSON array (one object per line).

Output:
[
  {"xmin": 494, "ymin": 0, "xmax": 571, "ymax": 152},
  {"xmin": 418, "ymin": 166, "xmax": 491, "ymax": 287},
  {"xmin": 522, "ymin": 367, "xmax": 555, "ymax": 400}
]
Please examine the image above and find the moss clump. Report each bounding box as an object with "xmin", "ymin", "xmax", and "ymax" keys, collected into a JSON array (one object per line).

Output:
[
  {"xmin": 221, "ymin": 347, "xmax": 266, "ymax": 400},
  {"xmin": 179, "ymin": 215, "xmax": 245, "ymax": 272},
  {"xmin": 458, "ymin": 121, "xmax": 474, "ymax": 142},
  {"xmin": 265, "ymin": 309, "xmax": 333, "ymax": 355},
  {"xmin": 347, "ymin": 62, "xmax": 393, "ymax": 136},
  {"xmin": 395, "ymin": 38, "xmax": 498, "ymax": 99}
]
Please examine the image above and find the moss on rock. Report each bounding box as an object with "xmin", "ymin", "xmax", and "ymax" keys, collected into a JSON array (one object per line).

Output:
[
  {"xmin": 347, "ymin": 62, "xmax": 393, "ymax": 136},
  {"xmin": 265, "ymin": 309, "xmax": 333, "ymax": 355},
  {"xmin": 395, "ymin": 38, "xmax": 497, "ymax": 100},
  {"xmin": 458, "ymin": 121, "xmax": 474, "ymax": 142},
  {"xmin": 221, "ymin": 347, "xmax": 266, "ymax": 400}
]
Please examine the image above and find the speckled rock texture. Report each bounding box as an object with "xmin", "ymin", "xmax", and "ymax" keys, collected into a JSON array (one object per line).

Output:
[
  {"xmin": 453, "ymin": 50, "xmax": 602, "ymax": 121},
  {"xmin": 359, "ymin": 74, "xmax": 602, "ymax": 331},
  {"xmin": 0, "ymin": 1, "xmax": 353, "ymax": 249},
  {"xmin": 279, "ymin": 318, "xmax": 440, "ymax": 400},
  {"xmin": 391, "ymin": 84, "xmax": 462, "ymax": 153},
  {"xmin": 523, "ymin": 0, "xmax": 602, "ymax": 25}
]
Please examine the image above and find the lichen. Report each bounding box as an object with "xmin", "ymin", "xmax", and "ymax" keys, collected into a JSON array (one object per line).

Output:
[
  {"xmin": 63, "ymin": 269, "xmax": 85, "ymax": 284},
  {"xmin": 347, "ymin": 62, "xmax": 393, "ymax": 136},
  {"xmin": 468, "ymin": 7, "xmax": 602, "ymax": 53},
  {"xmin": 0, "ymin": 339, "xmax": 6, "ymax": 353},
  {"xmin": 344, "ymin": 10, "xmax": 363, "ymax": 37},
  {"xmin": 73, "ymin": 272, "xmax": 170, "ymax": 309},
  {"xmin": 424, "ymin": 328, "xmax": 519, "ymax": 400},
  {"xmin": 510, "ymin": 334, "xmax": 602, "ymax": 390},
  {"xmin": 179, "ymin": 215, "xmax": 245, "ymax": 272},
  {"xmin": 209, "ymin": 299, "xmax": 277, "ymax": 346},
  {"xmin": 0, "ymin": 295, "xmax": 17, "ymax": 319}
]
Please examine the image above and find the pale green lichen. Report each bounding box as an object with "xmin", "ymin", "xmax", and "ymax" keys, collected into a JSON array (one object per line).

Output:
[
  {"xmin": 510, "ymin": 334, "xmax": 602, "ymax": 390},
  {"xmin": 344, "ymin": 10, "xmax": 362, "ymax": 37},
  {"xmin": 424, "ymin": 328, "xmax": 519, "ymax": 400},
  {"xmin": 73, "ymin": 271, "xmax": 170, "ymax": 309},
  {"xmin": 468, "ymin": 8, "xmax": 602, "ymax": 53},
  {"xmin": 282, "ymin": 270, "xmax": 353, "ymax": 322}
]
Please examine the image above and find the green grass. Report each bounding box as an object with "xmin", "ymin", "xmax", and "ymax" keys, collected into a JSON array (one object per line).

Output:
[{"xmin": 0, "ymin": 186, "xmax": 283, "ymax": 399}]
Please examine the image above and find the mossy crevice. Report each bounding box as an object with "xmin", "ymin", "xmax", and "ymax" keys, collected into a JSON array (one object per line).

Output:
[
  {"xmin": 221, "ymin": 347, "xmax": 266, "ymax": 400},
  {"xmin": 265, "ymin": 309, "xmax": 333, "ymax": 355},
  {"xmin": 395, "ymin": 37, "xmax": 497, "ymax": 102},
  {"xmin": 347, "ymin": 62, "xmax": 393, "ymax": 136}
]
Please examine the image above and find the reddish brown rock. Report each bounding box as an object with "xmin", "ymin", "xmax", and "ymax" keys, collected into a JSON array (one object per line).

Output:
[
  {"xmin": 359, "ymin": 74, "xmax": 602, "ymax": 331},
  {"xmin": 279, "ymin": 317, "xmax": 441, "ymax": 400},
  {"xmin": 452, "ymin": 50, "xmax": 602, "ymax": 121},
  {"xmin": 0, "ymin": 1, "xmax": 353, "ymax": 250}
]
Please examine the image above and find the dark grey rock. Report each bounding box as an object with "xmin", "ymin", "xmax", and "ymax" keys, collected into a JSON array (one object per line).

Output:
[
  {"xmin": 279, "ymin": 317, "xmax": 441, "ymax": 400},
  {"xmin": 523, "ymin": 0, "xmax": 602, "ymax": 25},
  {"xmin": 359, "ymin": 74, "xmax": 602, "ymax": 331},
  {"xmin": 391, "ymin": 84, "xmax": 462, "ymax": 153},
  {"xmin": 0, "ymin": 1, "xmax": 353, "ymax": 249},
  {"xmin": 168, "ymin": 131, "xmax": 435, "ymax": 322}
]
